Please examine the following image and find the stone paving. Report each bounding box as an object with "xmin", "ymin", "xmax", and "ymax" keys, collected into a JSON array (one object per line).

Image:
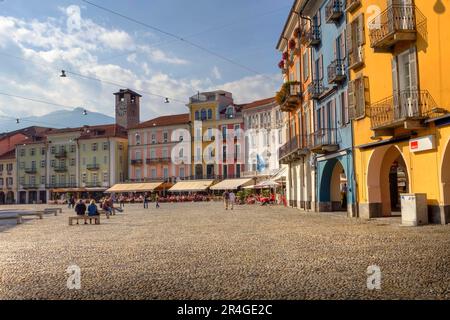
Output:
[{"xmin": 0, "ymin": 202, "xmax": 448, "ymax": 300}]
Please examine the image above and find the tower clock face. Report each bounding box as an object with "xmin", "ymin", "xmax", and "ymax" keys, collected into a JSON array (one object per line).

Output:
[{"xmin": 117, "ymin": 101, "xmax": 127, "ymax": 116}]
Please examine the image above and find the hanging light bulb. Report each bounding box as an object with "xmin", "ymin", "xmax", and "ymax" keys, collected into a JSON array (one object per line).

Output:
[
  {"xmin": 83, "ymin": 109, "xmax": 88, "ymax": 116},
  {"xmin": 164, "ymin": 97, "xmax": 170, "ymax": 104},
  {"xmin": 16, "ymin": 118, "xmax": 20, "ymax": 124},
  {"xmin": 60, "ymin": 70, "xmax": 67, "ymax": 77},
  {"xmin": 434, "ymin": 0, "xmax": 445, "ymax": 14}
]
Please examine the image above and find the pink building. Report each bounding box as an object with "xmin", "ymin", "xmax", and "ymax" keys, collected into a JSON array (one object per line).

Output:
[{"xmin": 128, "ymin": 114, "xmax": 191, "ymax": 182}]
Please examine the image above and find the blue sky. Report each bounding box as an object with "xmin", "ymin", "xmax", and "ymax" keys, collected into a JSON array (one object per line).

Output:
[{"xmin": 0, "ymin": 0, "xmax": 292, "ymax": 122}]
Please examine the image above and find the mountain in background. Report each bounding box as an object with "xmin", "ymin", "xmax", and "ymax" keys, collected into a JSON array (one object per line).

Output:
[{"xmin": 0, "ymin": 108, "xmax": 115, "ymax": 133}]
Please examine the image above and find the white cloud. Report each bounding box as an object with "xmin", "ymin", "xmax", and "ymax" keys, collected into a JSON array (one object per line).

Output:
[
  {"xmin": 212, "ymin": 66, "xmax": 221, "ymax": 80},
  {"xmin": 212, "ymin": 74, "xmax": 279, "ymax": 104},
  {"xmin": 98, "ymin": 30, "xmax": 134, "ymax": 51}
]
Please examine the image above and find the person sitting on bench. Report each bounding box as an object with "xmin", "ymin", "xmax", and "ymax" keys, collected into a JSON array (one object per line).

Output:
[
  {"xmin": 74, "ymin": 199, "xmax": 87, "ymax": 224},
  {"xmin": 87, "ymin": 200, "xmax": 99, "ymax": 224}
]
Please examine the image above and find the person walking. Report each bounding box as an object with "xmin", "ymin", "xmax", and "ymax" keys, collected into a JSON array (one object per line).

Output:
[
  {"xmin": 119, "ymin": 194, "xmax": 125, "ymax": 209},
  {"xmin": 223, "ymin": 190, "xmax": 230, "ymax": 210},
  {"xmin": 87, "ymin": 200, "xmax": 99, "ymax": 224},
  {"xmin": 155, "ymin": 193, "xmax": 160, "ymax": 209},
  {"xmin": 143, "ymin": 193, "xmax": 149, "ymax": 209},
  {"xmin": 229, "ymin": 191, "xmax": 236, "ymax": 210},
  {"xmin": 68, "ymin": 195, "xmax": 75, "ymax": 209}
]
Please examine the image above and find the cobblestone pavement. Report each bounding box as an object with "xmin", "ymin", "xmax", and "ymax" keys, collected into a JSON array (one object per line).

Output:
[{"xmin": 0, "ymin": 203, "xmax": 449, "ymax": 300}]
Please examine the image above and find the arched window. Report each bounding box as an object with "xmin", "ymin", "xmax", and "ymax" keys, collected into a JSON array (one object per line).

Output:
[
  {"xmin": 207, "ymin": 109, "xmax": 212, "ymax": 120},
  {"xmin": 201, "ymin": 109, "xmax": 207, "ymax": 120},
  {"xmin": 195, "ymin": 111, "xmax": 200, "ymax": 120},
  {"xmin": 226, "ymin": 106, "xmax": 234, "ymax": 119}
]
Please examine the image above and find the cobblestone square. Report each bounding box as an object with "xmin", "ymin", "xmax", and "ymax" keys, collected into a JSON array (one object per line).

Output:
[{"xmin": 0, "ymin": 203, "xmax": 449, "ymax": 300}]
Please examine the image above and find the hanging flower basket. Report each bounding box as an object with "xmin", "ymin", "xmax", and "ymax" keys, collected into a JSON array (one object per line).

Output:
[
  {"xmin": 278, "ymin": 60, "xmax": 285, "ymax": 69},
  {"xmin": 282, "ymin": 51, "xmax": 288, "ymax": 60}
]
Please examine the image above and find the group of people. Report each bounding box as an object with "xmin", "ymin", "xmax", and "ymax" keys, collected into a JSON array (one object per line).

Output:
[
  {"xmin": 222, "ymin": 190, "xmax": 236, "ymax": 210},
  {"xmin": 143, "ymin": 193, "xmax": 160, "ymax": 209},
  {"xmin": 73, "ymin": 196, "xmax": 118, "ymax": 224}
]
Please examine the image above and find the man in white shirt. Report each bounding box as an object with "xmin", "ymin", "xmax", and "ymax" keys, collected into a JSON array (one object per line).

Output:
[{"xmin": 229, "ymin": 191, "xmax": 236, "ymax": 210}]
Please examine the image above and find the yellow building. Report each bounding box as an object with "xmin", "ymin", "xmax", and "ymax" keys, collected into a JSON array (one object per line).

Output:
[
  {"xmin": 0, "ymin": 150, "xmax": 17, "ymax": 204},
  {"xmin": 187, "ymin": 91, "xmax": 244, "ymax": 179},
  {"xmin": 348, "ymin": 0, "xmax": 449, "ymax": 224}
]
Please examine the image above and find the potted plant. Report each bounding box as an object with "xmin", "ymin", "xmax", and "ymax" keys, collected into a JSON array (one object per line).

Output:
[{"xmin": 289, "ymin": 39, "xmax": 296, "ymax": 50}]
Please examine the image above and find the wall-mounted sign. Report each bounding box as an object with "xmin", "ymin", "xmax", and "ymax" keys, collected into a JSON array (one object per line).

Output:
[{"xmin": 409, "ymin": 135, "xmax": 436, "ymax": 153}]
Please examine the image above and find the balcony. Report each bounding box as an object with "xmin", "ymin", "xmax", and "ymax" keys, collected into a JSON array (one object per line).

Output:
[
  {"xmin": 302, "ymin": 25, "xmax": 321, "ymax": 47},
  {"xmin": 308, "ymin": 80, "xmax": 326, "ymax": 100},
  {"xmin": 86, "ymin": 164, "xmax": 100, "ymax": 171},
  {"xmin": 327, "ymin": 59, "xmax": 346, "ymax": 84},
  {"xmin": 54, "ymin": 150, "xmax": 67, "ymax": 159},
  {"xmin": 22, "ymin": 184, "xmax": 39, "ymax": 189},
  {"xmin": 368, "ymin": 4, "xmax": 423, "ymax": 50},
  {"xmin": 325, "ymin": 0, "xmax": 343, "ymax": 23},
  {"xmin": 54, "ymin": 166, "xmax": 68, "ymax": 173},
  {"xmin": 345, "ymin": 0, "xmax": 361, "ymax": 13},
  {"xmin": 24, "ymin": 167, "xmax": 37, "ymax": 174},
  {"xmin": 146, "ymin": 157, "xmax": 172, "ymax": 164},
  {"xmin": 277, "ymin": 82, "xmax": 302, "ymax": 113},
  {"xmin": 279, "ymin": 135, "xmax": 308, "ymax": 164},
  {"xmin": 131, "ymin": 159, "xmax": 143, "ymax": 166},
  {"xmin": 308, "ymin": 129, "xmax": 339, "ymax": 154},
  {"xmin": 84, "ymin": 182, "xmax": 102, "ymax": 188},
  {"xmin": 348, "ymin": 46, "xmax": 364, "ymax": 70},
  {"xmin": 369, "ymin": 90, "xmax": 447, "ymax": 135},
  {"xmin": 47, "ymin": 183, "xmax": 77, "ymax": 189}
]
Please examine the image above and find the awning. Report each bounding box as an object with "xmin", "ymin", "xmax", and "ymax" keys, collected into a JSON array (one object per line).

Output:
[
  {"xmin": 271, "ymin": 167, "xmax": 287, "ymax": 181},
  {"xmin": 51, "ymin": 188, "xmax": 86, "ymax": 193},
  {"xmin": 169, "ymin": 180, "xmax": 214, "ymax": 192},
  {"xmin": 210, "ymin": 178, "xmax": 253, "ymax": 190},
  {"xmin": 257, "ymin": 180, "xmax": 280, "ymax": 188},
  {"xmin": 105, "ymin": 182, "xmax": 163, "ymax": 193}
]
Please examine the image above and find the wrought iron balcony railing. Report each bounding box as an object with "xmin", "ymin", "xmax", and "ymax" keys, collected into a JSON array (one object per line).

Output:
[
  {"xmin": 345, "ymin": 0, "xmax": 361, "ymax": 13},
  {"xmin": 327, "ymin": 59, "xmax": 346, "ymax": 84},
  {"xmin": 369, "ymin": 90, "xmax": 446, "ymax": 131},
  {"xmin": 325, "ymin": 0, "xmax": 343, "ymax": 23},
  {"xmin": 308, "ymin": 80, "xmax": 326, "ymax": 100},
  {"xmin": 86, "ymin": 164, "xmax": 100, "ymax": 171},
  {"xmin": 368, "ymin": 4, "xmax": 424, "ymax": 50},
  {"xmin": 24, "ymin": 167, "xmax": 37, "ymax": 174},
  {"xmin": 54, "ymin": 150, "xmax": 67, "ymax": 159},
  {"xmin": 308, "ymin": 128, "xmax": 339, "ymax": 154},
  {"xmin": 46, "ymin": 183, "xmax": 77, "ymax": 189},
  {"xmin": 302, "ymin": 25, "xmax": 321, "ymax": 47},
  {"xmin": 54, "ymin": 166, "xmax": 68, "ymax": 173},
  {"xmin": 22, "ymin": 184, "xmax": 39, "ymax": 189},
  {"xmin": 131, "ymin": 159, "xmax": 143, "ymax": 166}
]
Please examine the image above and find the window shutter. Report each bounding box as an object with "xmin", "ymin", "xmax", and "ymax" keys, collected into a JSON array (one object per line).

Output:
[
  {"xmin": 340, "ymin": 33, "xmax": 346, "ymax": 60},
  {"xmin": 357, "ymin": 14, "xmax": 365, "ymax": 46},
  {"xmin": 346, "ymin": 23, "xmax": 353, "ymax": 54},
  {"xmin": 348, "ymin": 80, "xmax": 356, "ymax": 119},
  {"xmin": 319, "ymin": 55, "xmax": 324, "ymax": 80},
  {"xmin": 333, "ymin": 38, "xmax": 338, "ymax": 60},
  {"xmin": 391, "ymin": 56, "xmax": 400, "ymax": 115},
  {"xmin": 409, "ymin": 46, "xmax": 418, "ymax": 92}
]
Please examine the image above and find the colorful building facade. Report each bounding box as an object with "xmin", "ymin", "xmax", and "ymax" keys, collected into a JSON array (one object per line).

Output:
[
  {"xmin": 242, "ymin": 97, "xmax": 287, "ymax": 177},
  {"xmin": 187, "ymin": 91, "xmax": 245, "ymax": 180},
  {"xmin": 128, "ymin": 114, "xmax": 191, "ymax": 182},
  {"xmin": 348, "ymin": 0, "xmax": 450, "ymax": 224}
]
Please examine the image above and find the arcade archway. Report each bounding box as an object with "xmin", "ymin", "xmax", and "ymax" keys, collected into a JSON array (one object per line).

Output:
[{"xmin": 367, "ymin": 145, "xmax": 410, "ymax": 217}]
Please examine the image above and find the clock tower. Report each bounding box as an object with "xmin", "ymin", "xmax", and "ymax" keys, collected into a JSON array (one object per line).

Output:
[{"xmin": 114, "ymin": 89, "xmax": 141, "ymax": 129}]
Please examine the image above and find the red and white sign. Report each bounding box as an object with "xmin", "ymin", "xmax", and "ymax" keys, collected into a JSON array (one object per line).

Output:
[{"xmin": 409, "ymin": 135, "xmax": 435, "ymax": 153}]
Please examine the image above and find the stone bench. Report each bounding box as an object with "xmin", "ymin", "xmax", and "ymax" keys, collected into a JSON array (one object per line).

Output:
[
  {"xmin": 0, "ymin": 215, "xmax": 23, "ymax": 224},
  {"xmin": 18, "ymin": 211, "xmax": 44, "ymax": 219},
  {"xmin": 69, "ymin": 215, "xmax": 100, "ymax": 226},
  {"xmin": 44, "ymin": 208, "xmax": 59, "ymax": 216}
]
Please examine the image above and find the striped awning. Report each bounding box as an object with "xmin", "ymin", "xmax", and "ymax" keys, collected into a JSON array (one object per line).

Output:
[
  {"xmin": 105, "ymin": 182, "xmax": 163, "ymax": 193},
  {"xmin": 270, "ymin": 167, "xmax": 287, "ymax": 181},
  {"xmin": 210, "ymin": 178, "xmax": 253, "ymax": 190},
  {"xmin": 168, "ymin": 180, "xmax": 214, "ymax": 192}
]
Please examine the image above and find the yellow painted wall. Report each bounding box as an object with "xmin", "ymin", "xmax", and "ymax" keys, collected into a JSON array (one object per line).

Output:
[{"xmin": 350, "ymin": 0, "xmax": 450, "ymax": 210}]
